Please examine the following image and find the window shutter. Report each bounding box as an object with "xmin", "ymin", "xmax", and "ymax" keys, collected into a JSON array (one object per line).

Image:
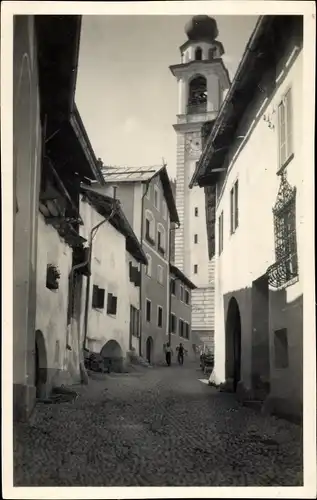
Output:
[
  {"xmin": 107, "ymin": 293, "xmax": 116, "ymax": 314},
  {"xmin": 112, "ymin": 296, "xmax": 117, "ymax": 315},
  {"xmin": 234, "ymin": 181, "xmax": 239, "ymax": 230},
  {"xmin": 92, "ymin": 285, "xmax": 99, "ymax": 308},
  {"xmin": 278, "ymin": 101, "xmax": 287, "ymax": 166},
  {"xmin": 285, "ymin": 89, "xmax": 293, "ymax": 160},
  {"xmin": 129, "ymin": 262, "xmax": 133, "ymax": 282},
  {"xmin": 99, "ymin": 289, "xmax": 105, "ymax": 308},
  {"xmin": 230, "ymin": 189, "xmax": 234, "ymax": 234}
]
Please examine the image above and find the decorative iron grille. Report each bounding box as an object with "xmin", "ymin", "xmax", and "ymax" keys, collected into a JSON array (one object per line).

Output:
[{"xmin": 267, "ymin": 172, "xmax": 298, "ymax": 288}]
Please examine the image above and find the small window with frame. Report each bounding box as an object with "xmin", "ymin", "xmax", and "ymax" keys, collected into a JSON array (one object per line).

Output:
[
  {"xmin": 92, "ymin": 285, "xmax": 105, "ymax": 309},
  {"xmin": 154, "ymin": 186, "xmax": 160, "ymax": 211},
  {"xmin": 107, "ymin": 292, "xmax": 117, "ymax": 315},
  {"xmin": 157, "ymin": 306, "xmax": 163, "ymax": 328}
]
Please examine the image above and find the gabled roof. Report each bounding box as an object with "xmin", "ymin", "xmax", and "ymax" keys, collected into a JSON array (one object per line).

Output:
[
  {"xmin": 102, "ymin": 164, "xmax": 179, "ymax": 224},
  {"xmin": 189, "ymin": 15, "xmax": 303, "ymax": 188},
  {"xmin": 170, "ymin": 264, "xmax": 197, "ymax": 290},
  {"xmin": 102, "ymin": 164, "xmax": 162, "ymax": 183},
  {"xmin": 80, "ymin": 185, "xmax": 148, "ymax": 265}
]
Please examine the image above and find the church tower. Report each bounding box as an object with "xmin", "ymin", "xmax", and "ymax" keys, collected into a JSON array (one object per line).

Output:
[{"xmin": 169, "ymin": 16, "xmax": 230, "ymax": 348}]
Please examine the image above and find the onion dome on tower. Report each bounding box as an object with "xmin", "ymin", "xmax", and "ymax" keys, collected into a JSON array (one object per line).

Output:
[{"xmin": 185, "ymin": 15, "xmax": 219, "ymax": 42}]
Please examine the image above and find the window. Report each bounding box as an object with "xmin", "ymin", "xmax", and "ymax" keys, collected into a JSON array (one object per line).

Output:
[
  {"xmin": 268, "ymin": 175, "xmax": 298, "ymax": 289},
  {"xmin": 194, "ymin": 234, "xmax": 198, "ymax": 244},
  {"xmin": 194, "ymin": 207, "xmax": 198, "ymax": 217},
  {"xmin": 180, "ymin": 285, "xmax": 184, "ymax": 302},
  {"xmin": 208, "ymin": 47, "xmax": 217, "ymax": 60},
  {"xmin": 145, "ymin": 254, "xmax": 152, "ymax": 277},
  {"xmin": 107, "ymin": 293, "xmax": 117, "ymax": 315},
  {"xmin": 188, "ymin": 75, "xmax": 207, "ymax": 114},
  {"xmin": 145, "ymin": 183, "xmax": 151, "ymax": 199},
  {"xmin": 157, "ymin": 265, "xmax": 164, "ymax": 284},
  {"xmin": 157, "ymin": 224, "xmax": 166, "ymax": 254},
  {"xmin": 273, "ymin": 187, "xmax": 298, "ymax": 283},
  {"xmin": 274, "ymin": 328, "xmax": 289, "ymax": 368},
  {"xmin": 145, "ymin": 210, "xmax": 155, "ymax": 244},
  {"xmin": 157, "ymin": 306, "xmax": 163, "ymax": 328},
  {"xmin": 218, "ymin": 211, "xmax": 224, "ymax": 255},
  {"xmin": 194, "ymin": 265, "xmax": 198, "ymax": 274},
  {"xmin": 170, "ymin": 278, "xmax": 176, "ymax": 295},
  {"xmin": 92, "ymin": 285, "xmax": 105, "ymax": 309},
  {"xmin": 230, "ymin": 180, "xmax": 239, "ymax": 234},
  {"xmin": 146, "ymin": 299, "xmax": 151, "ymax": 322},
  {"xmin": 185, "ymin": 289, "xmax": 190, "ymax": 305},
  {"xmin": 162, "ymin": 200, "xmax": 167, "ymax": 220},
  {"xmin": 154, "ymin": 186, "xmax": 160, "ymax": 211},
  {"xmin": 195, "ymin": 47, "xmax": 202, "ymax": 60},
  {"xmin": 278, "ymin": 88, "xmax": 293, "ymax": 168},
  {"xmin": 184, "ymin": 322, "xmax": 190, "ymax": 340},
  {"xmin": 179, "ymin": 319, "xmax": 184, "ymax": 337},
  {"xmin": 129, "ymin": 261, "xmax": 141, "ymax": 287},
  {"xmin": 130, "ymin": 305, "xmax": 140, "ymax": 338},
  {"xmin": 169, "ymin": 313, "xmax": 177, "ymax": 334}
]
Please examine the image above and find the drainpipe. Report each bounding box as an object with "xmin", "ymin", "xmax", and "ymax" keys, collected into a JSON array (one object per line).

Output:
[
  {"xmin": 139, "ymin": 179, "xmax": 151, "ymax": 357},
  {"xmin": 82, "ymin": 187, "xmax": 119, "ymax": 352},
  {"xmin": 168, "ymin": 221, "xmax": 181, "ymax": 345}
]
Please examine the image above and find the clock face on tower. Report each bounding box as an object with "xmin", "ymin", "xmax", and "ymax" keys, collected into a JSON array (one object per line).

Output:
[{"xmin": 185, "ymin": 133, "xmax": 202, "ymax": 156}]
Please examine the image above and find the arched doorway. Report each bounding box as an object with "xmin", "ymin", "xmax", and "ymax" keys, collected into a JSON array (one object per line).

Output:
[
  {"xmin": 35, "ymin": 330, "xmax": 47, "ymax": 399},
  {"xmin": 146, "ymin": 336, "xmax": 153, "ymax": 364},
  {"xmin": 100, "ymin": 340, "xmax": 123, "ymax": 373},
  {"xmin": 225, "ymin": 297, "xmax": 242, "ymax": 392}
]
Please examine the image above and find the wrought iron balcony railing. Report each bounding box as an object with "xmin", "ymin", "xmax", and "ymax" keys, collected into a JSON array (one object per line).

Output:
[{"xmin": 267, "ymin": 255, "xmax": 298, "ymax": 288}]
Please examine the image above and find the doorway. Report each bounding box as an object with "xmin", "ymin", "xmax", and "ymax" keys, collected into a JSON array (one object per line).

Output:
[
  {"xmin": 100, "ymin": 340, "xmax": 123, "ymax": 372},
  {"xmin": 251, "ymin": 274, "xmax": 270, "ymax": 399},
  {"xmin": 225, "ymin": 297, "xmax": 242, "ymax": 391},
  {"xmin": 35, "ymin": 330, "xmax": 47, "ymax": 399},
  {"xmin": 146, "ymin": 336, "xmax": 153, "ymax": 364}
]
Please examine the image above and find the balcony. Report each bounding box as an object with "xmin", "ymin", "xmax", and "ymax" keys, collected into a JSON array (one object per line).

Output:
[{"xmin": 267, "ymin": 256, "xmax": 298, "ymax": 288}]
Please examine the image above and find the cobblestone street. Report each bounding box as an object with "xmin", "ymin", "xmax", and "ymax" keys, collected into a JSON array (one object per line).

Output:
[{"xmin": 14, "ymin": 363, "xmax": 303, "ymax": 487}]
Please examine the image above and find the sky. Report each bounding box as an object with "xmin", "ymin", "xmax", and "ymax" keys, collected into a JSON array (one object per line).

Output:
[{"xmin": 75, "ymin": 15, "xmax": 259, "ymax": 179}]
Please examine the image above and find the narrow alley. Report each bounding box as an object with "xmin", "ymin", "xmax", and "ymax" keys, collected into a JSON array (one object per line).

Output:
[{"xmin": 14, "ymin": 364, "xmax": 303, "ymax": 487}]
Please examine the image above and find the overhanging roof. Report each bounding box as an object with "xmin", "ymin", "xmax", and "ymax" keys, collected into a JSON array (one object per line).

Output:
[
  {"xmin": 80, "ymin": 185, "xmax": 148, "ymax": 265},
  {"xmin": 170, "ymin": 264, "xmax": 197, "ymax": 290},
  {"xmin": 35, "ymin": 15, "xmax": 104, "ymax": 184},
  {"xmin": 102, "ymin": 164, "xmax": 179, "ymax": 224},
  {"xmin": 189, "ymin": 15, "xmax": 303, "ymax": 188},
  {"xmin": 35, "ymin": 15, "xmax": 81, "ymax": 121}
]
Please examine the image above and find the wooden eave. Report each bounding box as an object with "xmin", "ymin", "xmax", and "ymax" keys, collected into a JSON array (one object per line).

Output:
[
  {"xmin": 170, "ymin": 264, "xmax": 197, "ymax": 290},
  {"xmin": 158, "ymin": 167, "xmax": 179, "ymax": 224},
  {"xmin": 191, "ymin": 15, "xmax": 303, "ymax": 188}
]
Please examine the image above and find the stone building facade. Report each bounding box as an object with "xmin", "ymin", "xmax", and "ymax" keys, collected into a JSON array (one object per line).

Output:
[
  {"xmin": 191, "ymin": 15, "xmax": 305, "ymax": 421},
  {"xmin": 101, "ymin": 164, "xmax": 182, "ymax": 364}
]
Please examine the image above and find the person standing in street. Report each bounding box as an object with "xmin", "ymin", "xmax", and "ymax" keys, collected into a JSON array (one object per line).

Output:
[
  {"xmin": 176, "ymin": 342, "xmax": 187, "ymax": 365},
  {"xmin": 164, "ymin": 342, "xmax": 173, "ymax": 366}
]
